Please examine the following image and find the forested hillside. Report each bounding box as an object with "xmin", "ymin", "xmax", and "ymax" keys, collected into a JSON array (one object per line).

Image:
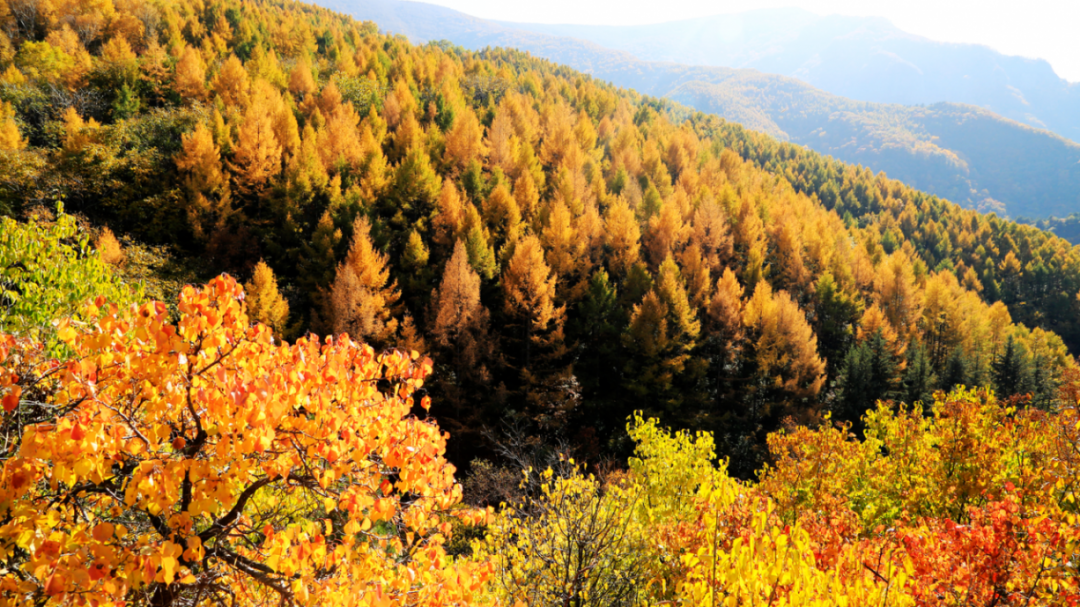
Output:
[
  {"xmin": 2, "ymin": 0, "xmax": 1080, "ymax": 604},
  {"xmin": 1, "ymin": 0, "xmax": 1079, "ymax": 468},
  {"xmin": 329, "ymin": 0, "xmax": 1080, "ymax": 219}
]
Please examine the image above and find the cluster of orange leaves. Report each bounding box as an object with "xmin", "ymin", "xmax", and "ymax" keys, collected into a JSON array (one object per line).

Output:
[{"xmin": 0, "ymin": 275, "xmax": 491, "ymax": 606}]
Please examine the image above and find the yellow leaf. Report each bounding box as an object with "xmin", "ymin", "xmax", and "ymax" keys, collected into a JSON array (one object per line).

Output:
[{"xmin": 161, "ymin": 556, "xmax": 176, "ymax": 584}]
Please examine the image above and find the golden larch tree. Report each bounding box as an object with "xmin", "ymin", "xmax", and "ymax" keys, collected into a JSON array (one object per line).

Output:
[
  {"xmin": 708, "ymin": 267, "xmax": 746, "ymax": 369},
  {"xmin": 94, "ymin": 226, "xmax": 124, "ymax": 266},
  {"xmin": 432, "ymin": 240, "xmax": 484, "ymax": 347},
  {"xmin": 229, "ymin": 80, "xmax": 284, "ymax": 194},
  {"xmin": 502, "ymin": 234, "xmax": 563, "ymax": 371},
  {"xmin": 172, "ymin": 44, "xmax": 206, "ymax": 102},
  {"xmin": 211, "ymin": 54, "xmax": 249, "ymax": 107},
  {"xmin": 428, "ymin": 245, "xmax": 497, "ymax": 439},
  {"xmin": 736, "ymin": 196, "xmax": 768, "ymax": 289},
  {"xmin": 328, "ymin": 216, "xmax": 401, "ymax": 348},
  {"xmin": 486, "ymin": 101, "xmax": 516, "ymax": 174},
  {"xmin": 690, "ymin": 196, "xmax": 733, "ymax": 274},
  {"xmin": 540, "ymin": 197, "xmax": 587, "ymax": 298},
  {"xmin": 873, "ymin": 249, "xmax": 924, "ymax": 341},
  {"xmin": 0, "ymin": 101, "xmax": 24, "ymax": 150},
  {"xmin": 743, "ymin": 281, "xmax": 827, "ymax": 400},
  {"xmin": 770, "ymin": 216, "xmax": 810, "ymax": 296},
  {"xmin": 433, "ymin": 180, "xmax": 466, "ymax": 253},
  {"xmin": 443, "ymin": 105, "xmax": 485, "ymax": 174},
  {"xmin": 482, "ymin": 181, "xmax": 522, "ymax": 248},
  {"xmin": 857, "ymin": 303, "xmax": 906, "ymax": 363},
  {"xmin": 287, "ymin": 54, "xmax": 316, "ymax": 98},
  {"xmin": 921, "ymin": 271, "xmax": 965, "ymax": 368},
  {"xmin": 174, "ymin": 122, "xmax": 230, "ymax": 238},
  {"xmin": 244, "ymin": 260, "xmax": 290, "ymax": 336},
  {"xmin": 604, "ymin": 195, "xmax": 642, "ymax": 278},
  {"xmin": 656, "ymin": 254, "xmax": 701, "ymax": 347},
  {"xmin": 513, "ymin": 170, "xmax": 541, "ymax": 223},
  {"xmin": 60, "ymin": 106, "xmax": 99, "ymax": 154},
  {"xmin": 625, "ymin": 290, "xmax": 670, "ymax": 363},
  {"xmin": 678, "ymin": 243, "xmax": 711, "ymax": 311}
]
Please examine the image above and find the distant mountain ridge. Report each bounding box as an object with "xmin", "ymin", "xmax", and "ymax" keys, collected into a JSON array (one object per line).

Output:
[
  {"xmin": 499, "ymin": 9, "xmax": 1080, "ymax": 144},
  {"xmin": 322, "ymin": 0, "xmax": 1080, "ymax": 219}
]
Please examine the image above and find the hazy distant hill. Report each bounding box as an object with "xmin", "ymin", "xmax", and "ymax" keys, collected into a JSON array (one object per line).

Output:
[
  {"xmin": 323, "ymin": 0, "xmax": 1080, "ymax": 218},
  {"xmin": 504, "ymin": 9, "xmax": 1080, "ymax": 145},
  {"xmin": 667, "ymin": 79, "xmax": 1080, "ymax": 218}
]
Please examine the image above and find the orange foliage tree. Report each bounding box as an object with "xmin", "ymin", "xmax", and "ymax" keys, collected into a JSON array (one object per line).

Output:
[{"xmin": 0, "ymin": 276, "xmax": 490, "ymax": 606}]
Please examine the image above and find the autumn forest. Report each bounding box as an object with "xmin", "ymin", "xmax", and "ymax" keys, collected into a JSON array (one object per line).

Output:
[{"xmin": 2, "ymin": 0, "xmax": 1080, "ymax": 604}]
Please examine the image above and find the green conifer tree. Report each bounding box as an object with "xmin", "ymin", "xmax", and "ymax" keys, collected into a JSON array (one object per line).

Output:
[
  {"xmin": 903, "ymin": 343, "xmax": 938, "ymax": 405},
  {"xmin": 992, "ymin": 336, "xmax": 1033, "ymax": 400}
]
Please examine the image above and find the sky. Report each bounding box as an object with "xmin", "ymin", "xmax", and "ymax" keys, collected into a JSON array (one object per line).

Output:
[{"xmin": 416, "ymin": 0, "xmax": 1080, "ymax": 82}]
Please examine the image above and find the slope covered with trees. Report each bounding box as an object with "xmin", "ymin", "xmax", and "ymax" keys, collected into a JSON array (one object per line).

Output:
[
  {"xmin": 0, "ymin": 0, "xmax": 1079, "ymax": 473},
  {"xmin": 329, "ymin": 0, "xmax": 1080, "ymax": 219},
  {"xmin": 1, "ymin": 0, "xmax": 1080, "ymax": 604}
]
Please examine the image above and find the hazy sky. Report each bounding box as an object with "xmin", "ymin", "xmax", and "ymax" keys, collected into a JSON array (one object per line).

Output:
[{"xmin": 417, "ymin": 0, "xmax": 1080, "ymax": 82}]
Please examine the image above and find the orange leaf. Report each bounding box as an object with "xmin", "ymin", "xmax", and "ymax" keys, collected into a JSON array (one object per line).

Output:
[
  {"xmin": 2, "ymin": 386, "xmax": 20, "ymax": 412},
  {"xmin": 43, "ymin": 572, "xmax": 65, "ymax": 596},
  {"xmin": 92, "ymin": 522, "xmax": 114, "ymax": 542}
]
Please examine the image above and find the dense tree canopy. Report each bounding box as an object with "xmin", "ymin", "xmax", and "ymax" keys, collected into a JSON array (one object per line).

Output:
[
  {"xmin": 0, "ymin": 0, "xmax": 1077, "ymax": 473},
  {"xmin": 1, "ymin": 0, "xmax": 1080, "ymax": 603}
]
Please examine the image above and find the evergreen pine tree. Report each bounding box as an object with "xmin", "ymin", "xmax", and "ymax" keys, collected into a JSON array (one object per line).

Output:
[
  {"xmin": 835, "ymin": 329, "xmax": 900, "ymax": 429},
  {"xmin": 941, "ymin": 346, "xmax": 970, "ymax": 392},
  {"xmin": 992, "ymin": 335, "xmax": 1033, "ymax": 400},
  {"xmin": 111, "ymin": 83, "xmax": 140, "ymax": 120},
  {"xmin": 1029, "ymin": 353, "xmax": 1057, "ymax": 410},
  {"xmin": 571, "ymin": 269, "xmax": 626, "ymax": 427},
  {"xmin": 464, "ymin": 223, "xmax": 497, "ymax": 281},
  {"xmin": 813, "ymin": 272, "xmax": 863, "ymax": 376},
  {"xmin": 903, "ymin": 342, "xmax": 937, "ymax": 405}
]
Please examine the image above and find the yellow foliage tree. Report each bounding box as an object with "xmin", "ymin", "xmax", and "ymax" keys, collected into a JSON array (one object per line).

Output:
[
  {"xmin": 244, "ymin": 260, "xmax": 290, "ymax": 336},
  {"xmin": 743, "ymin": 281, "xmax": 827, "ymax": 400},
  {"xmin": 60, "ymin": 106, "xmax": 100, "ymax": 154},
  {"xmin": 211, "ymin": 54, "xmax": 250, "ymax": 107},
  {"xmin": 175, "ymin": 122, "xmax": 230, "ymax": 239},
  {"xmin": 873, "ymin": 249, "xmax": 924, "ymax": 341},
  {"xmin": 229, "ymin": 80, "xmax": 284, "ymax": 194},
  {"xmin": 95, "ymin": 226, "xmax": 124, "ymax": 266},
  {"xmin": 502, "ymin": 235, "xmax": 563, "ymax": 371},
  {"xmin": 442, "ymin": 105, "xmax": 485, "ymax": 174},
  {"xmin": 604, "ymin": 196, "xmax": 642, "ymax": 279},
  {"xmin": 0, "ymin": 101, "xmax": 24, "ymax": 150},
  {"xmin": 172, "ymin": 44, "xmax": 206, "ymax": 102},
  {"xmin": 329, "ymin": 217, "xmax": 401, "ymax": 348}
]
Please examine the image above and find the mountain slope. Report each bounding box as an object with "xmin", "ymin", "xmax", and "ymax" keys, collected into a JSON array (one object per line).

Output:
[
  {"xmin": 3, "ymin": 0, "xmax": 1080, "ymax": 603},
  {"xmin": 4, "ymin": 0, "xmax": 1080, "ymax": 472},
  {"xmin": 501, "ymin": 8, "xmax": 1080, "ymax": 144},
  {"xmin": 668, "ymin": 78, "xmax": 1080, "ymax": 217},
  {"xmin": 324, "ymin": 0, "xmax": 1080, "ymax": 219}
]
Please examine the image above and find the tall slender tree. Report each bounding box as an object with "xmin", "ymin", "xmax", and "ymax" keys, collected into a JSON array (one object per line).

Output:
[{"xmin": 328, "ymin": 217, "xmax": 401, "ymax": 348}]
